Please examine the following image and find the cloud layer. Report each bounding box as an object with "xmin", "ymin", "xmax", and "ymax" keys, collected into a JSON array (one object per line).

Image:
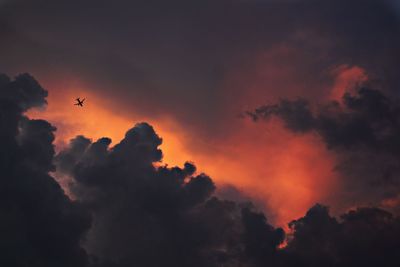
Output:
[{"xmin": 2, "ymin": 73, "xmax": 400, "ymax": 266}]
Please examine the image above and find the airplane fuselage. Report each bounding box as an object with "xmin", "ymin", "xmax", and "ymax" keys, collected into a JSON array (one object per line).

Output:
[{"xmin": 75, "ymin": 98, "xmax": 85, "ymax": 107}]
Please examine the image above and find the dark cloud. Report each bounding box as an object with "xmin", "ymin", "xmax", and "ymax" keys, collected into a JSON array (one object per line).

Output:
[
  {"xmin": 2, "ymin": 1, "xmax": 400, "ymax": 265},
  {"xmin": 284, "ymin": 204, "xmax": 400, "ymax": 267},
  {"xmin": 2, "ymin": 72, "xmax": 400, "ymax": 267},
  {"xmin": 55, "ymin": 122, "xmax": 285, "ymax": 267},
  {"xmin": 0, "ymin": 73, "xmax": 91, "ymax": 267},
  {"xmin": 246, "ymin": 98, "xmax": 315, "ymax": 133},
  {"xmin": 55, "ymin": 113, "xmax": 400, "ymax": 267},
  {"xmin": 248, "ymin": 87, "xmax": 400, "ymax": 212},
  {"xmin": 248, "ymin": 88, "xmax": 400, "ymax": 151},
  {"xmin": 217, "ymin": 184, "xmax": 279, "ymax": 223}
]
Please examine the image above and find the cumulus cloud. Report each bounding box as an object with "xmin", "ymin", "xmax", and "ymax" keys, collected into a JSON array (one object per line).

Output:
[
  {"xmin": 0, "ymin": 72, "xmax": 286, "ymax": 267},
  {"xmin": 55, "ymin": 122, "xmax": 285, "ymax": 267},
  {"xmin": 0, "ymin": 73, "xmax": 91, "ymax": 267}
]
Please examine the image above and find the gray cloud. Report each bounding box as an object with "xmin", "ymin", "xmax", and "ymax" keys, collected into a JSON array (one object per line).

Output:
[
  {"xmin": 247, "ymin": 87, "xmax": 400, "ymax": 213},
  {"xmin": 55, "ymin": 122, "xmax": 285, "ymax": 267},
  {"xmin": 0, "ymin": 73, "xmax": 91, "ymax": 267}
]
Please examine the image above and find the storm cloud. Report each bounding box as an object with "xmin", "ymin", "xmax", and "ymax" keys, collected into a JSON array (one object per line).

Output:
[
  {"xmin": 55, "ymin": 120, "xmax": 400, "ymax": 267},
  {"xmin": 55, "ymin": 119, "xmax": 400, "ymax": 267},
  {"xmin": 55, "ymin": 122, "xmax": 286, "ymax": 267},
  {"xmin": 248, "ymin": 87, "xmax": 400, "ymax": 212},
  {"xmin": 1, "ymin": 73, "xmax": 287, "ymax": 267},
  {"xmin": 284, "ymin": 204, "xmax": 400, "ymax": 267},
  {"xmin": 0, "ymin": 73, "xmax": 91, "ymax": 267},
  {"xmin": 2, "ymin": 72, "xmax": 400, "ymax": 267},
  {"xmin": 3, "ymin": 0, "xmax": 400, "ymax": 222},
  {"xmin": 3, "ymin": 0, "xmax": 400, "ymax": 263}
]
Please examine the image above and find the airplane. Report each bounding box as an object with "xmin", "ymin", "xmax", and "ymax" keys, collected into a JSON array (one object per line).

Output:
[{"xmin": 74, "ymin": 97, "xmax": 85, "ymax": 107}]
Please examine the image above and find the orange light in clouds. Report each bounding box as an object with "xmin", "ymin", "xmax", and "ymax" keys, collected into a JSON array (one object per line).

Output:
[
  {"xmin": 27, "ymin": 86, "xmax": 192, "ymax": 167},
  {"xmin": 330, "ymin": 65, "xmax": 367, "ymax": 100},
  {"xmin": 27, "ymin": 83, "xmax": 338, "ymax": 227},
  {"xmin": 190, "ymin": 118, "xmax": 338, "ymax": 226}
]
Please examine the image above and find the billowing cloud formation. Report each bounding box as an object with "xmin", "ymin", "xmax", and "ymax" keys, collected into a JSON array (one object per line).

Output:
[
  {"xmin": 2, "ymin": 73, "xmax": 400, "ymax": 267},
  {"xmin": 55, "ymin": 123, "xmax": 285, "ymax": 267},
  {"xmin": 3, "ymin": 0, "xmax": 400, "ymax": 226},
  {"xmin": 247, "ymin": 88, "xmax": 400, "ymax": 212},
  {"xmin": 59, "ymin": 126, "xmax": 400, "ymax": 267},
  {"xmin": 0, "ymin": 74, "xmax": 91, "ymax": 267}
]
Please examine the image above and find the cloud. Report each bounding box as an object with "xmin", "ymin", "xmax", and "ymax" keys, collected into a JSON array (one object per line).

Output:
[
  {"xmin": 2, "ymin": 72, "xmax": 400, "ymax": 267},
  {"xmin": 247, "ymin": 87, "xmax": 400, "ymax": 212},
  {"xmin": 285, "ymin": 204, "xmax": 400, "ymax": 267},
  {"xmin": 55, "ymin": 122, "xmax": 285, "ymax": 267},
  {"xmin": 248, "ymin": 87, "xmax": 400, "ymax": 151},
  {"xmin": 3, "ymin": 0, "xmax": 400, "ymax": 224},
  {"xmin": 0, "ymin": 73, "xmax": 91, "ymax": 267},
  {"xmin": 1, "ymin": 73, "xmax": 262, "ymax": 267},
  {"xmin": 55, "ymin": 98, "xmax": 400, "ymax": 267}
]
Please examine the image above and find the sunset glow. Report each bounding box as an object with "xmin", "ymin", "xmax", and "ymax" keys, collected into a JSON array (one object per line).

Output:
[
  {"xmin": 27, "ymin": 83, "xmax": 338, "ymax": 226},
  {"xmin": 3, "ymin": 1, "xmax": 400, "ymax": 266}
]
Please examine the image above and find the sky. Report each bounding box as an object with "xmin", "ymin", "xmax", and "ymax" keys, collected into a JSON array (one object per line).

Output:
[{"xmin": 1, "ymin": 0, "xmax": 400, "ymax": 266}]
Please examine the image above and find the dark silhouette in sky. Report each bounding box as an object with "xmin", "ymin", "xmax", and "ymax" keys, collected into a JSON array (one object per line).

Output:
[
  {"xmin": 0, "ymin": 73, "xmax": 91, "ymax": 267},
  {"xmin": 75, "ymin": 97, "xmax": 85, "ymax": 107}
]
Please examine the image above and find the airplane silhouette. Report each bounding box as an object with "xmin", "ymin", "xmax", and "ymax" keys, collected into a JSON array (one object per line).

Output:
[{"xmin": 74, "ymin": 97, "xmax": 85, "ymax": 107}]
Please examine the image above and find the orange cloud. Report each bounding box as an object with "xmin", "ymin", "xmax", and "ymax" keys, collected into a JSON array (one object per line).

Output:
[
  {"xmin": 191, "ymin": 118, "xmax": 338, "ymax": 226},
  {"xmin": 28, "ymin": 86, "xmax": 338, "ymax": 227},
  {"xmin": 26, "ymin": 59, "xmax": 341, "ymax": 228},
  {"xmin": 329, "ymin": 65, "xmax": 368, "ymax": 100},
  {"xmin": 26, "ymin": 83, "xmax": 191, "ymax": 168}
]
